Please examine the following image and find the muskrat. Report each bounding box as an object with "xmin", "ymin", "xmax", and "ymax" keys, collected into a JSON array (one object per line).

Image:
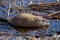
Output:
[
  {"xmin": 0, "ymin": 13, "xmax": 50, "ymax": 35},
  {"xmin": 7, "ymin": 13, "xmax": 50, "ymax": 30}
]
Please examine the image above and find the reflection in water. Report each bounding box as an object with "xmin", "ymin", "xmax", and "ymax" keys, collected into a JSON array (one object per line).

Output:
[
  {"xmin": 1, "ymin": 20, "xmax": 59, "ymax": 37},
  {"xmin": 0, "ymin": 23, "xmax": 60, "ymax": 40},
  {"xmin": 0, "ymin": 22, "xmax": 50, "ymax": 37}
]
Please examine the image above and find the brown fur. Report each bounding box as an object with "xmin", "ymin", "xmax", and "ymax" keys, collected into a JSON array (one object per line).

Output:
[{"xmin": 10, "ymin": 13, "xmax": 50, "ymax": 30}]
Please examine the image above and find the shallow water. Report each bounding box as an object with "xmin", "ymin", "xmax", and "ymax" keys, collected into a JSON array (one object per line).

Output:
[{"xmin": 0, "ymin": 0, "xmax": 60, "ymax": 40}]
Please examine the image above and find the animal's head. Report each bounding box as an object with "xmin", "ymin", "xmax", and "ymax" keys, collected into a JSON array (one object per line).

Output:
[{"xmin": 35, "ymin": 16, "xmax": 50, "ymax": 30}]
